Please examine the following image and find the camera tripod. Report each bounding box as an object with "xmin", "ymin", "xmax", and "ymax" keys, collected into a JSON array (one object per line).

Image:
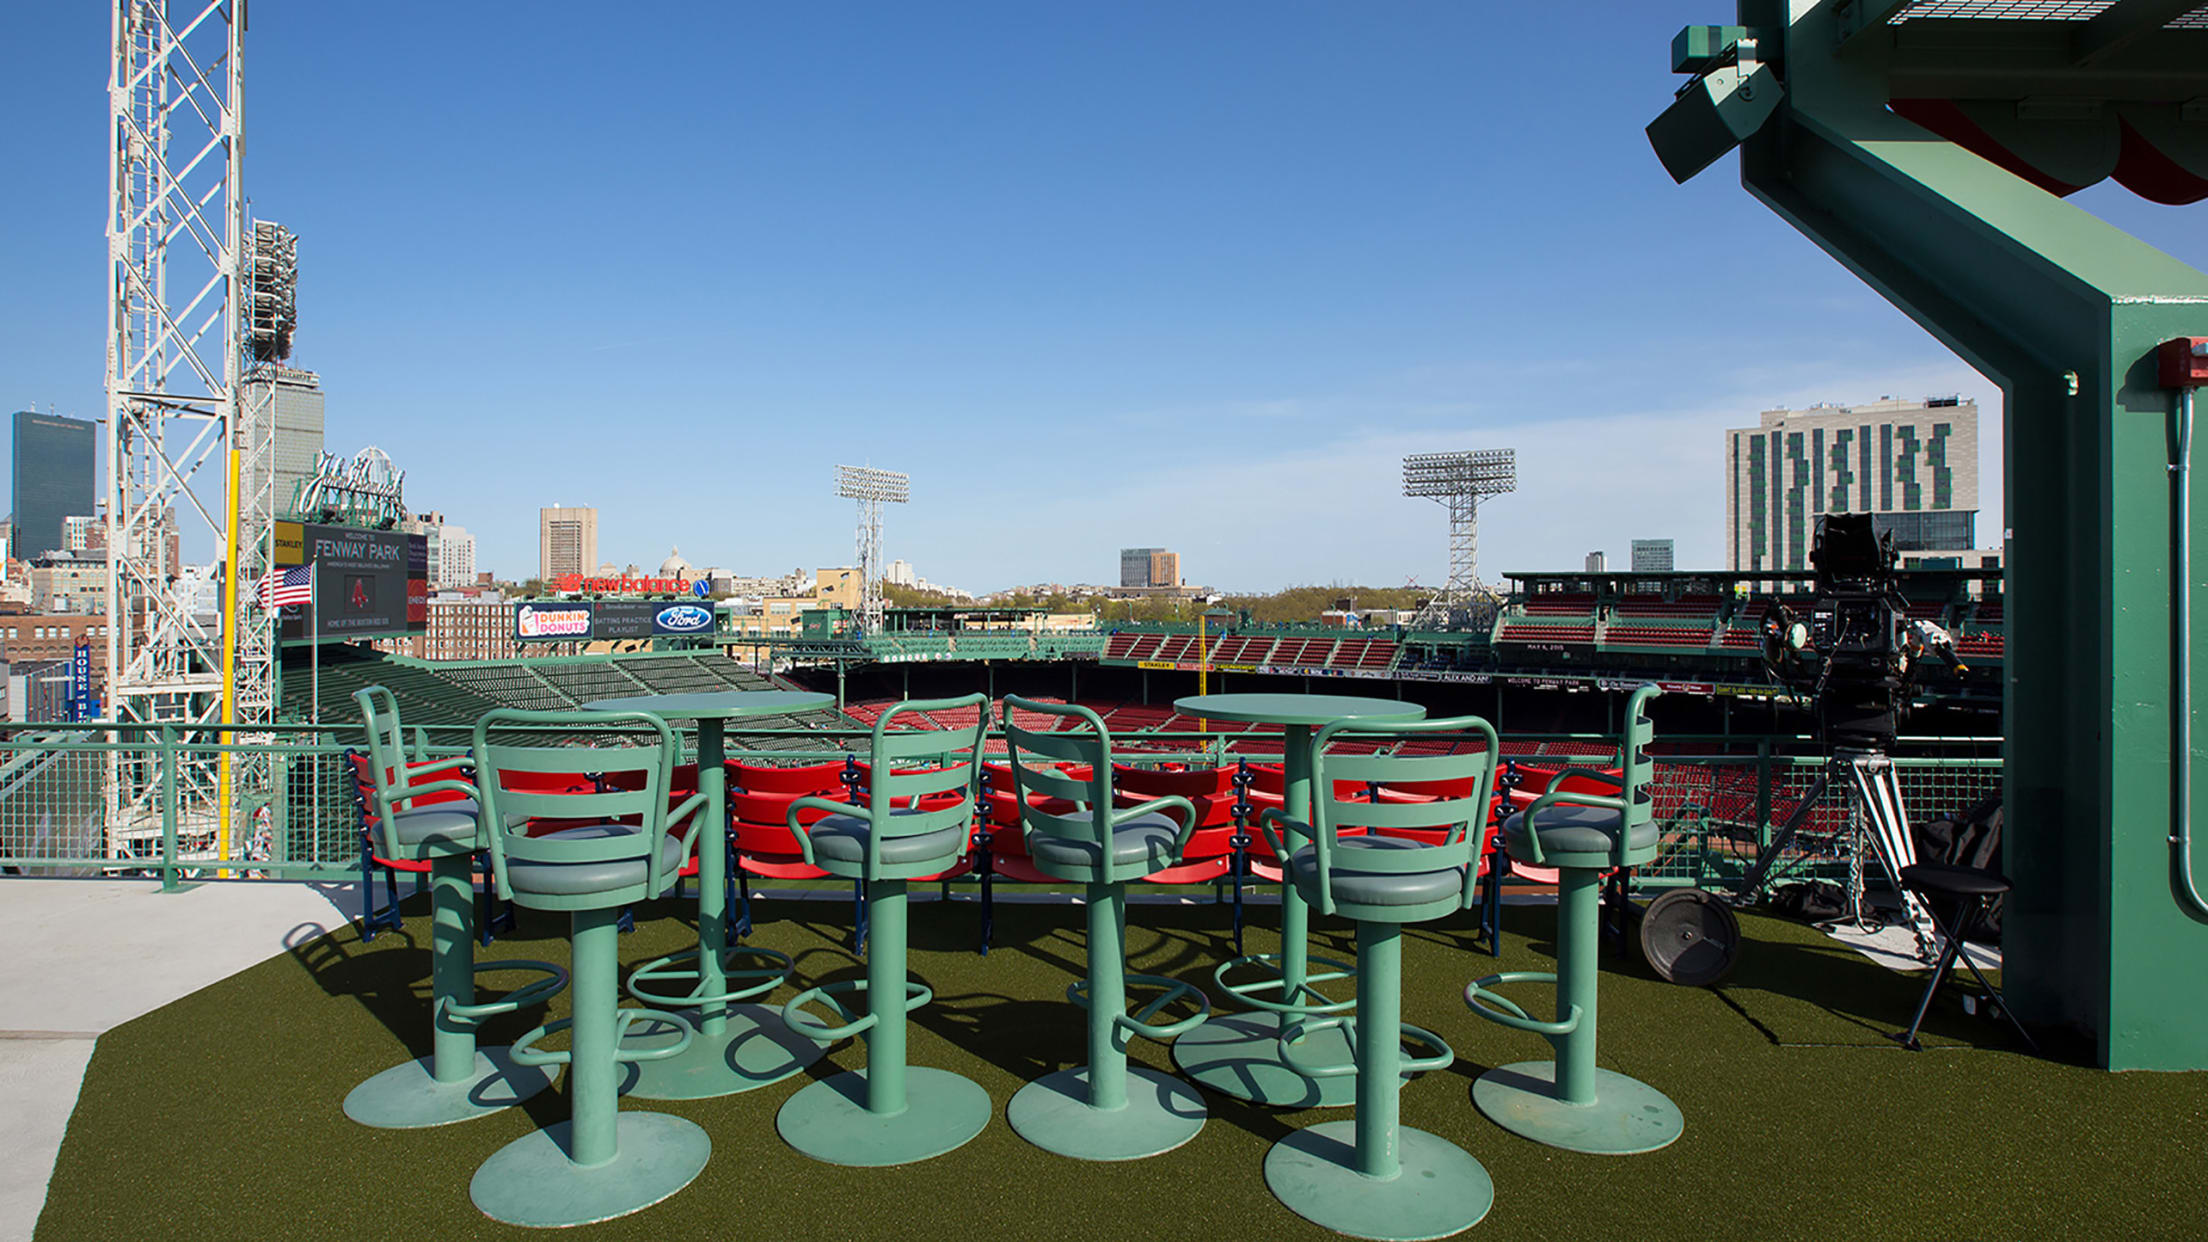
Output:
[{"xmin": 1735, "ymin": 747, "xmax": 1938, "ymax": 963}]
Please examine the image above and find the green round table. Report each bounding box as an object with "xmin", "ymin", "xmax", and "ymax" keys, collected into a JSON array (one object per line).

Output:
[
  {"xmin": 582, "ymin": 689, "xmax": 835, "ymax": 1099},
  {"xmin": 1167, "ymin": 693, "xmax": 1426, "ymax": 1108}
]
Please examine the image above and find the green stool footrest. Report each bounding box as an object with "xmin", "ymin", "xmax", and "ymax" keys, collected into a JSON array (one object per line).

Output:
[
  {"xmin": 437, "ymin": 959, "xmax": 569, "ymax": 1028},
  {"xmin": 1067, "ymin": 973, "xmax": 1213, "ymax": 1043},
  {"xmin": 1274, "ymin": 1016, "xmax": 1454, "ymax": 1080},
  {"xmin": 510, "ymin": 1006, "xmax": 697, "ymax": 1068},
  {"xmin": 1464, "ymin": 971, "xmax": 1584, "ymax": 1040},
  {"xmin": 626, "ymin": 944, "xmax": 793, "ymax": 1009},
  {"xmin": 1211, "ymin": 952, "xmax": 1356, "ymax": 1019},
  {"xmin": 783, "ymin": 977, "xmax": 933, "ymax": 1044}
]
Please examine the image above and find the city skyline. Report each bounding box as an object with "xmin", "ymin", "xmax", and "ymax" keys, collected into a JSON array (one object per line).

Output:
[{"xmin": 5, "ymin": 5, "xmax": 2206, "ymax": 592}]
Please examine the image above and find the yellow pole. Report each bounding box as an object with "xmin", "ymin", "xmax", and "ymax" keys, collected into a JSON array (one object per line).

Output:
[{"xmin": 218, "ymin": 447, "xmax": 240, "ymax": 874}]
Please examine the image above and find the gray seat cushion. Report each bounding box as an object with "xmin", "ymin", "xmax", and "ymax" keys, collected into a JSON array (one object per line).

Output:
[
  {"xmin": 1028, "ymin": 813, "xmax": 1180, "ymax": 876},
  {"xmin": 384, "ymin": 802, "xmax": 481, "ymax": 850},
  {"xmin": 502, "ymin": 824, "xmax": 687, "ymax": 897},
  {"xmin": 810, "ymin": 810, "xmax": 969, "ymax": 868},
  {"xmin": 1502, "ymin": 802, "xmax": 1658, "ymax": 859},
  {"xmin": 1286, "ymin": 835, "xmax": 1466, "ymax": 907}
]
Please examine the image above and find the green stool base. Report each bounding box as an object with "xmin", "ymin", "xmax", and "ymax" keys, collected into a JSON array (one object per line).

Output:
[
  {"xmin": 1007, "ymin": 1065, "xmax": 1206, "ymax": 1161},
  {"xmin": 343, "ymin": 1049, "xmax": 556, "ymax": 1130},
  {"xmin": 470, "ymin": 1113, "xmax": 710, "ymax": 1228},
  {"xmin": 1264, "ymin": 1120, "xmax": 1494, "ymax": 1242},
  {"xmin": 1472, "ymin": 1061, "xmax": 1684, "ymax": 1155},
  {"xmin": 618, "ymin": 1003, "xmax": 826, "ymax": 1100},
  {"xmin": 777, "ymin": 1067, "xmax": 990, "ymax": 1167},
  {"xmin": 1174, "ymin": 1012, "xmax": 1405, "ymax": 1109}
]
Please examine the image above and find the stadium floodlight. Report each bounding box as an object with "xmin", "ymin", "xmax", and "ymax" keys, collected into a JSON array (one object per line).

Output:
[
  {"xmin": 1403, "ymin": 449, "xmax": 1517, "ymax": 629},
  {"xmin": 835, "ymin": 465, "xmax": 910, "ymax": 634}
]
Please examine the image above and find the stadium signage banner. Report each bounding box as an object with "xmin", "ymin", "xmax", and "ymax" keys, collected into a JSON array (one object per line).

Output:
[
  {"xmin": 516, "ymin": 602, "xmax": 594, "ymax": 639},
  {"xmin": 653, "ymin": 604, "xmax": 715, "ymax": 636},
  {"xmin": 552, "ymin": 572, "xmax": 695, "ymax": 596},
  {"xmin": 275, "ymin": 521, "xmax": 428, "ymax": 641},
  {"xmin": 592, "ymin": 600, "xmax": 657, "ymax": 639}
]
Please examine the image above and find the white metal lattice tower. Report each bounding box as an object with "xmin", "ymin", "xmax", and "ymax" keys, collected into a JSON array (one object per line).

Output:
[
  {"xmin": 1403, "ymin": 449, "xmax": 1517, "ymax": 629},
  {"xmin": 834, "ymin": 465, "xmax": 909, "ymax": 634},
  {"xmin": 104, "ymin": 1, "xmax": 264, "ymax": 855}
]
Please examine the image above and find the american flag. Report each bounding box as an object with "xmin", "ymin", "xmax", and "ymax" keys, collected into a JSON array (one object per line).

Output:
[{"xmin": 256, "ymin": 564, "xmax": 315, "ymax": 610}]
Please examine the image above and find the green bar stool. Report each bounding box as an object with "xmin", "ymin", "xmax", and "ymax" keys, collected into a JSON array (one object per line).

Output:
[
  {"xmin": 1465, "ymin": 684, "xmax": 1683, "ymax": 1155},
  {"xmin": 1000, "ymin": 696, "xmax": 1212, "ymax": 1161},
  {"xmin": 343, "ymin": 686, "xmax": 565, "ymax": 1130},
  {"xmin": 1258, "ymin": 715, "xmax": 1501, "ymax": 1241},
  {"xmin": 467, "ymin": 709, "xmax": 714, "ymax": 1228},
  {"xmin": 776, "ymin": 694, "xmax": 993, "ymax": 1167}
]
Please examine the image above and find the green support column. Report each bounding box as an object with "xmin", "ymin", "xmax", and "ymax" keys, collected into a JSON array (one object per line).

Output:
[
  {"xmin": 1657, "ymin": 2, "xmax": 2208, "ymax": 1068},
  {"xmin": 865, "ymin": 880, "xmax": 910, "ymax": 1115}
]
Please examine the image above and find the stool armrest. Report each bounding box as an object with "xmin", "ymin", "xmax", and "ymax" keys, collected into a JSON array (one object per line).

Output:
[
  {"xmin": 1255, "ymin": 808, "xmax": 1299, "ymax": 872},
  {"xmin": 656, "ymin": 791, "xmax": 712, "ymax": 892},
  {"xmin": 1514, "ymin": 789, "xmax": 1627, "ymax": 866},
  {"xmin": 784, "ymin": 794, "xmax": 863, "ymax": 868},
  {"xmin": 378, "ymin": 775, "xmax": 478, "ymax": 823},
  {"xmin": 1119, "ymin": 794, "xmax": 1199, "ymax": 863},
  {"xmin": 1550, "ymin": 766, "xmax": 1623, "ymax": 789}
]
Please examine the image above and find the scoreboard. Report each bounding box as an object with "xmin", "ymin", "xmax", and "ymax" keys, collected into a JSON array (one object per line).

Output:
[{"xmin": 274, "ymin": 520, "xmax": 428, "ymax": 642}]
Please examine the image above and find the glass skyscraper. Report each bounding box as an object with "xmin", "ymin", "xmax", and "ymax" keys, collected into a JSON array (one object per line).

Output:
[{"xmin": 10, "ymin": 411, "xmax": 95, "ymax": 560}]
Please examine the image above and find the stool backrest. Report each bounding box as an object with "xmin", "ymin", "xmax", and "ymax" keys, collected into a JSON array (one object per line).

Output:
[
  {"xmin": 839, "ymin": 693, "xmax": 990, "ymax": 878},
  {"xmin": 1300, "ymin": 715, "xmax": 1501, "ymax": 917},
  {"xmin": 471, "ymin": 709, "xmax": 682, "ymax": 899},
  {"xmin": 354, "ymin": 685, "xmax": 478, "ymax": 857},
  {"xmin": 1620, "ymin": 684, "xmax": 1661, "ymax": 834},
  {"xmin": 1000, "ymin": 695, "xmax": 1119, "ymax": 855}
]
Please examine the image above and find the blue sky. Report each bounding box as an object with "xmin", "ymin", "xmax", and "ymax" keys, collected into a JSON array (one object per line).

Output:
[{"xmin": 4, "ymin": 2, "xmax": 2203, "ymax": 592}]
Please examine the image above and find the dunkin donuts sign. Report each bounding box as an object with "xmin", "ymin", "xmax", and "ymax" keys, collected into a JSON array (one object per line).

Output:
[{"xmin": 515, "ymin": 602, "xmax": 595, "ymax": 639}]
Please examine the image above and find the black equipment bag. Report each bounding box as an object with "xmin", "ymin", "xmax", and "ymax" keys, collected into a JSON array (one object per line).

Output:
[{"xmin": 1913, "ymin": 795, "xmax": 2005, "ymax": 941}]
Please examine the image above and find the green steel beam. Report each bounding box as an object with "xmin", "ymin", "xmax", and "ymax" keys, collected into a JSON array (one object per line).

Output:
[
  {"xmin": 1676, "ymin": 0, "xmax": 2208, "ymax": 1069},
  {"xmin": 2074, "ymin": 0, "xmax": 2202, "ymax": 67}
]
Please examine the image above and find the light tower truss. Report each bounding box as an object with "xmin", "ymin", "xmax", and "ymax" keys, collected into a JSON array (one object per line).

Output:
[
  {"xmin": 834, "ymin": 464, "xmax": 909, "ymax": 635},
  {"xmin": 104, "ymin": 0, "xmax": 260, "ymax": 858},
  {"xmin": 1403, "ymin": 449, "xmax": 1517, "ymax": 629}
]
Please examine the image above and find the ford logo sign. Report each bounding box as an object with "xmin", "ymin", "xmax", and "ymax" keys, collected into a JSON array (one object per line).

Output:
[{"xmin": 655, "ymin": 605, "xmax": 713, "ymax": 633}]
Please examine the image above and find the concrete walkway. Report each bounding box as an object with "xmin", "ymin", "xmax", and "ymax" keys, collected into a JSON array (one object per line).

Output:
[{"xmin": 0, "ymin": 879, "xmax": 366, "ymax": 1242}]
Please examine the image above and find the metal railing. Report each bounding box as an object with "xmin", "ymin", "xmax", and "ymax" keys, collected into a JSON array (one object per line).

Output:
[{"xmin": 0, "ymin": 720, "xmax": 2000, "ymax": 896}]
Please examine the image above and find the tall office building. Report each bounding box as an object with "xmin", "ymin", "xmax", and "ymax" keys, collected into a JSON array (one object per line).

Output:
[
  {"xmin": 1631, "ymin": 539, "xmax": 1675, "ymax": 573},
  {"xmin": 1119, "ymin": 547, "xmax": 1180, "ymax": 588},
  {"xmin": 437, "ymin": 525, "xmax": 476, "ymax": 588},
  {"xmin": 1725, "ymin": 396, "xmax": 1979, "ymax": 573},
  {"xmin": 1584, "ymin": 551, "xmax": 1607, "ymax": 573},
  {"xmin": 243, "ymin": 367, "xmax": 326, "ymax": 515},
  {"xmin": 10, "ymin": 412, "xmax": 95, "ymax": 560},
  {"xmin": 539, "ymin": 506, "xmax": 598, "ymax": 580}
]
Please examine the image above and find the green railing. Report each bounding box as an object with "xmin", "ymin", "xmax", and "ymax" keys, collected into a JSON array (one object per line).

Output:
[{"xmin": 0, "ymin": 720, "xmax": 1999, "ymax": 898}]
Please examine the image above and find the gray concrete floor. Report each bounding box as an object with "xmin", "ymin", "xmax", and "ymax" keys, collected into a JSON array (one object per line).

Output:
[{"xmin": 0, "ymin": 878, "xmax": 365, "ymax": 1242}]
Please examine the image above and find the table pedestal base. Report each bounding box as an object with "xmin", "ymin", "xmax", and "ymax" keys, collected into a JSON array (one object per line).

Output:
[
  {"xmin": 470, "ymin": 1114, "xmax": 710, "ymax": 1228},
  {"xmin": 1007, "ymin": 1065, "xmax": 1206, "ymax": 1161},
  {"xmin": 1264, "ymin": 1120, "xmax": 1493, "ymax": 1242}
]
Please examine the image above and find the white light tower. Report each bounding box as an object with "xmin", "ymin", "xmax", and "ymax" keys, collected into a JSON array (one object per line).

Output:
[
  {"xmin": 105, "ymin": 1, "xmax": 265, "ymax": 857},
  {"xmin": 1403, "ymin": 449, "xmax": 1517, "ymax": 629},
  {"xmin": 835, "ymin": 465, "xmax": 909, "ymax": 634}
]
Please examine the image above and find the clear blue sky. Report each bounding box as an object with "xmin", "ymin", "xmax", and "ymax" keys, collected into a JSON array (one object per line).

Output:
[{"xmin": 4, "ymin": 2, "xmax": 2202, "ymax": 592}]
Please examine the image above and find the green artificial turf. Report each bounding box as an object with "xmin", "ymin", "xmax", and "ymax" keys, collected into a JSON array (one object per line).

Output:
[{"xmin": 37, "ymin": 891, "xmax": 2208, "ymax": 1241}]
